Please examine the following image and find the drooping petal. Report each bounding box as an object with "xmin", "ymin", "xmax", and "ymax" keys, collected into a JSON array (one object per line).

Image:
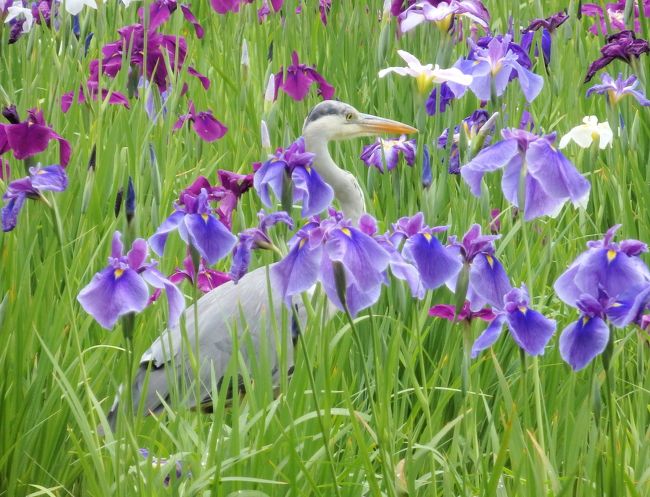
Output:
[
  {"xmin": 148, "ymin": 211, "xmax": 185, "ymax": 257},
  {"xmin": 291, "ymin": 166, "xmax": 334, "ymax": 217},
  {"xmin": 271, "ymin": 239, "xmax": 322, "ymax": 304},
  {"xmin": 253, "ymin": 160, "xmax": 287, "ymax": 208},
  {"xmin": 191, "ymin": 111, "xmax": 227, "ymax": 142},
  {"xmin": 607, "ymin": 284, "xmax": 650, "ymax": 327},
  {"xmin": 183, "ymin": 213, "xmax": 237, "ymax": 265},
  {"xmin": 469, "ymin": 253, "xmax": 512, "ymax": 310},
  {"xmin": 141, "ymin": 267, "xmax": 185, "ymax": 328},
  {"xmin": 320, "ymin": 256, "xmax": 383, "ymax": 316},
  {"xmin": 402, "ymin": 233, "xmax": 463, "ymax": 290},
  {"xmin": 471, "ymin": 314, "xmax": 506, "ymax": 358},
  {"xmin": 559, "ymin": 315, "xmax": 610, "ymax": 371},
  {"xmin": 460, "ymin": 139, "xmax": 520, "ymax": 196},
  {"xmin": 1, "ymin": 194, "xmax": 26, "ymax": 232},
  {"xmin": 506, "ymin": 307, "xmax": 556, "ymax": 356}
]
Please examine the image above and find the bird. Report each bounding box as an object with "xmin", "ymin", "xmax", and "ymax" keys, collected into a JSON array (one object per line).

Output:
[{"xmin": 106, "ymin": 100, "xmax": 417, "ymax": 428}]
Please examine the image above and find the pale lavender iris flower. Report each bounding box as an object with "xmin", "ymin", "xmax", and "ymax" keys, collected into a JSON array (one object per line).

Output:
[{"xmin": 586, "ymin": 72, "xmax": 650, "ymax": 106}]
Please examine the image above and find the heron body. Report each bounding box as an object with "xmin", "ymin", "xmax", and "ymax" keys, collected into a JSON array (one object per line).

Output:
[{"xmin": 106, "ymin": 101, "xmax": 416, "ymax": 426}]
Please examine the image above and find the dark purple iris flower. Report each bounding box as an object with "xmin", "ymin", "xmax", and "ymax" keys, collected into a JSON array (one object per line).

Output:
[
  {"xmin": 429, "ymin": 301, "xmax": 495, "ymax": 323},
  {"xmin": 149, "ymin": 187, "xmax": 237, "ymax": 265},
  {"xmin": 173, "ymin": 101, "xmax": 228, "ymax": 142},
  {"xmin": 521, "ymin": 11, "xmax": 568, "ymax": 66},
  {"xmin": 139, "ymin": 0, "xmax": 204, "ymax": 39},
  {"xmin": 586, "ymin": 72, "xmax": 650, "ymax": 106},
  {"xmin": 61, "ymin": 60, "xmax": 130, "ymax": 113},
  {"xmin": 169, "ymin": 254, "xmax": 231, "ymax": 293},
  {"xmin": 230, "ymin": 210, "xmax": 293, "ymax": 282},
  {"xmin": 554, "ymin": 225, "xmax": 650, "ymax": 370},
  {"xmin": 425, "ymin": 83, "xmax": 456, "ymax": 116},
  {"xmin": 271, "ymin": 211, "xmax": 390, "ymax": 317},
  {"xmin": 1, "ymin": 164, "xmax": 67, "ymax": 232},
  {"xmin": 0, "ymin": 108, "xmax": 71, "ymax": 166},
  {"xmin": 77, "ymin": 232, "xmax": 185, "ymax": 330},
  {"xmin": 437, "ymin": 109, "xmax": 493, "ymax": 174},
  {"xmin": 215, "ymin": 169, "xmax": 254, "ymax": 229},
  {"xmin": 447, "ymin": 34, "xmax": 544, "ymax": 103},
  {"xmin": 274, "ymin": 51, "xmax": 335, "ymax": 102},
  {"xmin": 421, "ymin": 144, "xmax": 432, "ymax": 188},
  {"xmin": 584, "ymin": 30, "xmax": 650, "ymax": 83},
  {"xmin": 446, "ymin": 223, "xmax": 512, "ymax": 311},
  {"xmin": 461, "ymin": 128, "xmax": 591, "ymax": 221},
  {"xmin": 471, "ymin": 285, "xmax": 556, "ymax": 357},
  {"xmin": 254, "ymin": 136, "xmax": 334, "ymax": 218},
  {"xmin": 581, "ymin": 1, "xmax": 650, "ymax": 36},
  {"xmin": 360, "ymin": 135, "xmax": 416, "ymax": 173}
]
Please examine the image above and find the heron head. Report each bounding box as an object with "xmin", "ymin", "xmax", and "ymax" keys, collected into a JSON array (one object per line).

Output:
[{"xmin": 302, "ymin": 100, "xmax": 417, "ymax": 142}]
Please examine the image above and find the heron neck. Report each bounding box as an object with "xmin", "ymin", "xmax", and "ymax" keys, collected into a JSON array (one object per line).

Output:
[{"xmin": 304, "ymin": 135, "xmax": 365, "ymax": 224}]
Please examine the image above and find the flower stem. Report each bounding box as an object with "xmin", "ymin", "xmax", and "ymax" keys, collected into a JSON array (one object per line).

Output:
[{"xmin": 602, "ymin": 334, "xmax": 618, "ymax": 495}]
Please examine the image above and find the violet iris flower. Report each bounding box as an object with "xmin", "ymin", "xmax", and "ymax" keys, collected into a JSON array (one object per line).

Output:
[
  {"xmin": 173, "ymin": 101, "xmax": 228, "ymax": 142},
  {"xmin": 554, "ymin": 225, "xmax": 650, "ymax": 370},
  {"xmin": 581, "ymin": 1, "xmax": 650, "ymax": 36},
  {"xmin": 1, "ymin": 165, "xmax": 67, "ymax": 232},
  {"xmin": 230, "ymin": 210, "xmax": 293, "ymax": 283},
  {"xmin": 139, "ymin": 0, "xmax": 204, "ymax": 38},
  {"xmin": 61, "ymin": 60, "xmax": 130, "ymax": 113},
  {"xmin": 425, "ymin": 82, "xmax": 456, "ymax": 116},
  {"xmin": 274, "ymin": 51, "xmax": 335, "ymax": 102},
  {"xmin": 460, "ymin": 128, "xmax": 591, "ymax": 221},
  {"xmin": 584, "ymin": 30, "xmax": 650, "ymax": 83},
  {"xmin": 0, "ymin": 108, "xmax": 71, "ymax": 166},
  {"xmin": 447, "ymin": 34, "xmax": 544, "ymax": 103},
  {"xmin": 437, "ymin": 109, "xmax": 493, "ymax": 174},
  {"xmin": 77, "ymin": 232, "xmax": 185, "ymax": 330},
  {"xmin": 149, "ymin": 188, "xmax": 237, "ymax": 265},
  {"xmin": 169, "ymin": 254, "xmax": 231, "ymax": 293},
  {"xmin": 254, "ymin": 136, "xmax": 334, "ymax": 218},
  {"xmin": 360, "ymin": 135, "xmax": 416, "ymax": 173},
  {"xmin": 446, "ymin": 223, "xmax": 512, "ymax": 311},
  {"xmin": 471, "ymin": 285, "xmax": 556, "ymax": 357},
  {"xmin": 397, "ymin": 0, "xmax": 490, "ymax": 34},
  {"xmin": 271, "ymin": 211, "xmax": 390, "ymax": 317},
  {"xmin": 586, "ymin": 72, "xmax": 650, "ymax": 106}
]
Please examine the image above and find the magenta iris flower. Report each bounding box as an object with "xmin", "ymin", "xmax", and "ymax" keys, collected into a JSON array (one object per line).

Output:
[
  {"xmin": 447, "ymin": 34, "xmax": 544, "ymax": 103},
  {"xmin": 429, "ymin": 301, "xmax": 495, "ymax": 323},
  {"xmin": 139, "ymin": 0, "xmax": 204, "ymax": 38},
  {"xmin": 1, "ymin": 165, "xmax": 67, "ymax": 232},
  {"xmin": 274, "ymin": 51, "xmax": 335, "ymax": 102},
  {"xmin": 77, "ymin": 232, "xmax": 185, "ymax": 330},
  {"xmin": 149, "ymin": 187, "xmax": 237, "ymax": 265},
  {"xmin": 584, "ymin": 30, "xmax": 650, "ymax": 83},
  {"xmin": 471, "ymin": 285, "xmax": 556, "ymax": 357},
  {"xmin": 586, "ymin": 72, "xmax": 650, "ymax": 106},
  {"xmin": 0, "ymin": 108, "xmax": 71, "ymax": 166},
  {"xmin": 360, "ymin": 135, "xmax": 416, "ymax": 173},
  {"xmin": 210, "ymin": 0, "xmax": 242, "ymax": 14},
  {"xmin": 230, "ymin": 210, "xmax": 293, "ymax": 282},
  {"xmin": 61, "ymin": 60, "xmax": 130, "ymax": 113},
  {"xmin": 461, "ymin": 128, "xmax": 591, "ymax": 221},
  {"xmin": 169, "ymin": 254, "xmax": 231, "ymax": 293},
  {"xmin": 254, "ymin": 136, "xmax": 334, "ymax": 218},
  {"xmin": 272, "ymin": 211, "xmax": 390, "ymax": 317},
  {"xmin": 174, "ymin": 101, "xmax": 228, "ymax": 142},
  {"xmin": 581, "ymin": 1, "xmax": 650, "ymax": 36},
  {"xmin": 554, "ymin": 225, "xmax": 650, "ymax": 370}
]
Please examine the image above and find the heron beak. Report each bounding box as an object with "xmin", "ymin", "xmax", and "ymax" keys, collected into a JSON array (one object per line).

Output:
[{"xmin": 356, "ymin": 113, "xmax": 418, "ymax": 135}]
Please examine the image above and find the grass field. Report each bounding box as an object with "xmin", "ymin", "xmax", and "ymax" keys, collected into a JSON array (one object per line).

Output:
[{"xmin": 1, "ymin": 0, "xmax": 650, "ymax": 495}]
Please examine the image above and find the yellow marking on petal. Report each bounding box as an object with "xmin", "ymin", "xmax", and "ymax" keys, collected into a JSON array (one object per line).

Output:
[
  {"xmin": 341, "ymin": 228, "xmax": 352, "ymax": 237},
  {"xmin": 36, "ymin": 169, "xmax": 47, "ymax": 175},
  {"xmin": 518, "ymin": 306, "xmax": 527, "ymax": 315},
  {"xmin": 201, "ymin": 213, "xmax": 209, "ymax": 222},
  {"xmin": 582, "ymin": 316, "xmax": 590, "ymax": 326},
  {"xmin": 299, "ymin": 238, "xmax": 307, "ymax": 249},
  {"xmin": 610, "ymin": 302, "xmax": 622, "ymax": 308},
  {"xmin": 114, "ymin": 268, "xmax": 125, "ymax": 279},
  {"xmin": 306, "ymin": 166, "xmax": 312, "ymax": 174},
  {"xmin": 434, "ymin": 14, "xmax": 453, "ymax": 33},
  {"xmin": 486, "ymin": 254, "xmax": 494, "ymax": 267},
  {"xmin": 606, "ymin": 249, "xmax": 617, "ymax": 263},
  {"xmin": 423, "ymin": 232, "xmax": 432, "ymax": 242}
]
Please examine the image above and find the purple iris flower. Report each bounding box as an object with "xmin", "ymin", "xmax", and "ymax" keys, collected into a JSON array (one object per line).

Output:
[
  {"xmin": 254, "ymin": 136, "xmax": 334, "ymax": 218},
  {"xmin": 584, "ymin": 30, "xmax": 650, "ymax": 83},
  {"xmin": 173, "ymin": 101, "xmax": 228, "ymax": 142},
  {"xmin": 210, "ymin": 0, "xmax": 242, "ymax": 14},
  {"xmin": 1, "ymin": 164, "xmax": 67, "ymax": 232},
  {"xmin": 77, "ymin": 232, "xmax": 185, "ymax": 330},
  {"xmin": 437, "ymin": 109, "xmax": 493, "ymax": 174},
  {"xmin": 271, "ymin": 211, "xmax": 390, "ymax": 317},
  {"xmin": 559, "ymin": 286, "xmax": 650, "ymax": 371},
  {"xmin": 581, "ymin": 1, "xmax": 650, "ymax": 36},
  {"xmin": 389, "ymin": 213, "xmax": 462, "ymax": 292},
  {"xmin": 429, "ymin": 301, "xmax": 495, "ymax": 323},
  {"xmin": 138, "ymin": 0, "xmax": 204, "ymax": 39},
  {"xmin": 61, "ymin": 60, "xmax": 130, "ymax": 113},
  {"xmin": 360, "ymin": 135, "xmax": 416, "ymax": 173},
  {"xmin": 447, "ymin": 34, "xmax": 544, "ymax": 103},
  {"xmin": 446, "ymin": 223, "xmax": 512, "ymax": 311},
  {"xmin": 425, "ymin": 82, "xmax": 456, "ymax": 116},
  {"xmin": 274, "ymin": 51, "xmax": 335, "ymax": 102},
  {"xmin": 0, "ymin": 108, "xmax": 71, "ymax": 166},
  {"xmin": 461, "ymin": 128, "xmax": 591, "ymax": 221},
  {"xmin": 586, "ymin": 72, "xmax": 650, "ymax": 106},
  {"xmin": 471, "ymin": 285, "xmax": 556, "ymax": 357},
  {"xmin": 421, "ymin": 144, "xmax": 432, "ymax": 188},
  {"xmin": 215, "ymin": 169, "xmax": 254, "ymax": 229},
  {"xmin": 230, "ymin": 210, "xmax": 294, "ymax": 283},
  {"xmin": 521, "ymin": 11, "xmax": 568, "ymax": 66},
  {"xmin": 149, "ymin": 188, "xmax": 237, "ymax": 265},
  {"xmin": 169, "ymin": 254, "xmax": 231, "ymax": 293}
]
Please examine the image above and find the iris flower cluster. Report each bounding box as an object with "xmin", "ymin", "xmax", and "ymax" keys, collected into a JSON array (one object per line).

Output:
[
  {"xmin": 581, "ymin": 1, "xmax": 650, "ymax": 36},
  {"xmin": 584, "ymin": 30, "xmax": 650, "ymax": 83},
  {"xmin": 555, "ymin": 226, "xmax": 650, "ymax": 370}
]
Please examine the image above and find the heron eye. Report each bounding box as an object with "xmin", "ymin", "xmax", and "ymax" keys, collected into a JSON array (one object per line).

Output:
[{"xmin": 345, "ymin": 113, "xmax": 354, "ymax": 121}]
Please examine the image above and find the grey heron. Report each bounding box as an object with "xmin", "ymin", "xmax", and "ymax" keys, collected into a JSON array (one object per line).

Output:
[{"xmin": 106, "ymin": 100, "xmax": 417, "ymax": 427}]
